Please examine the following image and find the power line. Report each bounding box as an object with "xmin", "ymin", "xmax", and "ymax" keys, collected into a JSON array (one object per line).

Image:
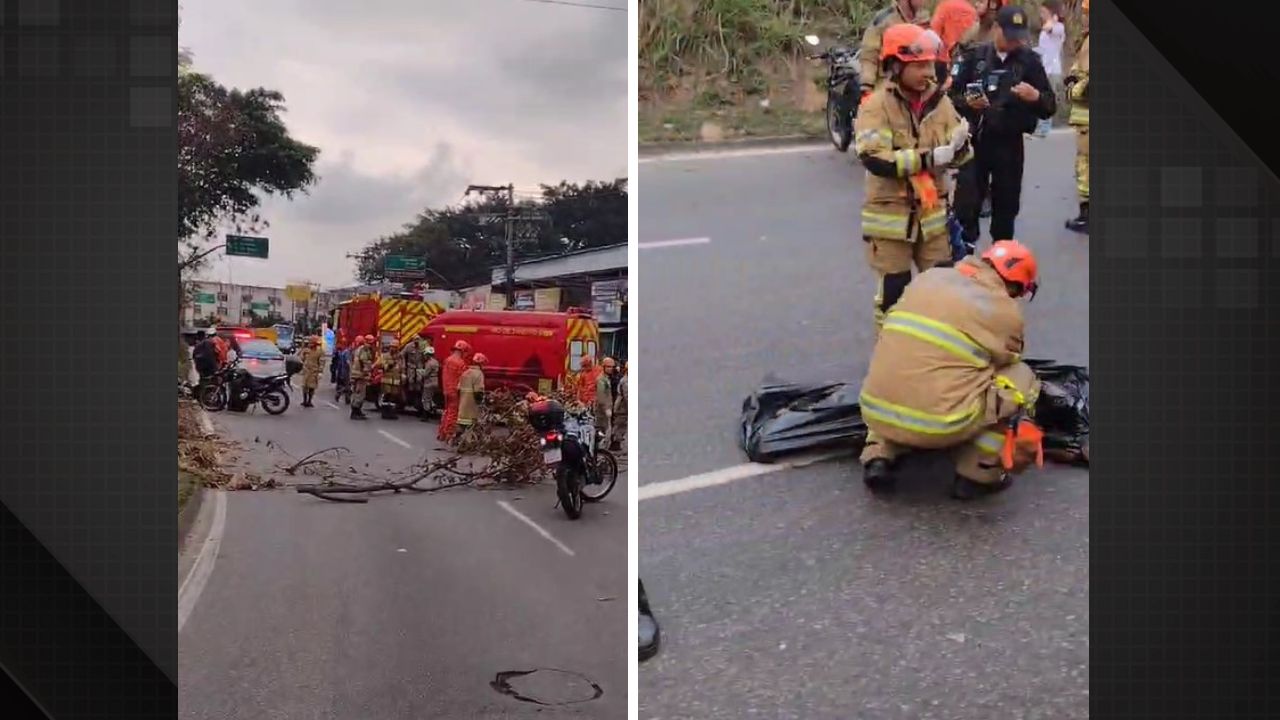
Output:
[{"xmin": 516, "ymin": 0, "xmax": 626, "ymax": 11}]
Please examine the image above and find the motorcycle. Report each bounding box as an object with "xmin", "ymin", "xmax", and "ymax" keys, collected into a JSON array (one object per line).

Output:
[
  {"xmin": 204, "ymin": 357, "xmax": 301, "ymax": 415},
  {"xmin": 805, "ymin": 34, "xmax": 862, "ymax": 153},
  {"xmin": 528, "ymin": 400, "xmax": 619, "ymax": 520}
]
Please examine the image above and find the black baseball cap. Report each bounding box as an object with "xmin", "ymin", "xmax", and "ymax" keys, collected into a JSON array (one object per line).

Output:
[{"xmin": 996, "ymin": 5, "xmax": 1031, "ymax": 42}]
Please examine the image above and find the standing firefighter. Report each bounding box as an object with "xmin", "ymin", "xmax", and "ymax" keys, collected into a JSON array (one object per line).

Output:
[
  {"xmin": 456, "ymin": 353, "xmax": 488, "ymax": 441},
  {"xmin": 300, "ymin": 336, "xmax": 325, "ymax": 408},
  {"xmin": 854, "ymin": 23, "xmax": 972, "ymax": 330},
  {"xmin": 376, "ymin": 340, "xmax": 405, "ymax": 420},
  {"xmin": 595, "ymin": 357, "xmax": 618, "ymax": 450},
  {"xmin": 859, "ymin": 240, "xmax": 1045, "ymax": 501},
  {"xmin": 348, "ymin": 336, "xmax": 373, "ymax": 420},
  {"xmin": 419, "ymin": 344, "xmax": 441, "ymax": 422},
  {"xmin": 438, "ymin": 340, "xmax": 470, "ymax": 443},
  {"xmin": 1064, "ymin": 0, "xmax": 1089, "ymax": 233},
  {"xmin": 401, "ymin": 328, "xmax": 433, "ymax": 413},
  {"xmin": 859, "ymin": 0, "xmax": 932, "ymax": 101}
]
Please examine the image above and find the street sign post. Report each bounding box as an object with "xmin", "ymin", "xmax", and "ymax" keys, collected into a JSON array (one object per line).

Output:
[
  {"xmin": 226, "ymin": 235, "xmax": 269, "ymax": 259},
  {"xmin": 384, "ymin": 255, "xmax": 428, "ymax": 281}
]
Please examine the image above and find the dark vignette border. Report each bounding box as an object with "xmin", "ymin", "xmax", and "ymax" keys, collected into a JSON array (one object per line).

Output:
[
  {"xmin": 1, "ymin": 1, "xmax": 177, "ymax": 718},
  {"xmin": 1098, "ymin": 1, "xmax": 1280, "ymax": 717}
]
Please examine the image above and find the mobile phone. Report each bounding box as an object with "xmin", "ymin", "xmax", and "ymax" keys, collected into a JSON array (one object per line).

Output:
[{"xmin": 965, "ymin": 82, "xmax": 984, "ymax": 98}]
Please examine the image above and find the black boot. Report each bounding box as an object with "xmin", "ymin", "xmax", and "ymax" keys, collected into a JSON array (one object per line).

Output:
[
  {"xmin": 951, "ymin": 475, "xmax": 982, "ymax": 501},
  {"xmin": 1065, "ymin": 202, "xmax": 1088, "ymax": 233},
  {"xmin": 350, "ymin": 407, "xmax": 367, "ymax": 420},
  {"xmin": 862, "ymin": 458, "xmax": 895, "ymax": 492},
  {"xmin": 639, "ymin": 581, "xmax": 660, "ymax": 662}
]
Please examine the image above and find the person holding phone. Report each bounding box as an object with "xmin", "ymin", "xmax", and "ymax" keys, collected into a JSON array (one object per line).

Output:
[{"xmin": 948, "ymin": 4, "xmax": 1056, "ymax": 246}]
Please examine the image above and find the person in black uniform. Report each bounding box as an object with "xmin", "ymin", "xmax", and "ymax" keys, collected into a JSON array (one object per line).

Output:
[{"xmin": 949, "ymin": 5, "xmax": 1056, "ymax": 246}]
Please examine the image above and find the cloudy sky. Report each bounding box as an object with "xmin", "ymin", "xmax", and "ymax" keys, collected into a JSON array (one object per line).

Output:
[{"xmin": 181, "ymin": 0, "xmax": 628, "ymax": 289}]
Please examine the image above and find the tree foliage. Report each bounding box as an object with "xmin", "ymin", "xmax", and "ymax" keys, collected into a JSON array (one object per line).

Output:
[
  {"xmin": 352, "ymin": 179, "xmax": 628, "ymax": 289},
  {"xmin": 178, "ymin": 69, "xmax": 320, "ymax": 270}
]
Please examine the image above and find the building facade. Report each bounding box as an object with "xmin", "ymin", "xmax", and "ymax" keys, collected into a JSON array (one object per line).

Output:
[{"xmin": 185, "ymin": 281, "xmax": 337, "ymax": 328}]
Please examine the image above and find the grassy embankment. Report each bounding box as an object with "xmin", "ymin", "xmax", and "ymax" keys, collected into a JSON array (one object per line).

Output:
[{"xmin": 639, "ymin": 0, "xmax": 1084, "ymax": 144}]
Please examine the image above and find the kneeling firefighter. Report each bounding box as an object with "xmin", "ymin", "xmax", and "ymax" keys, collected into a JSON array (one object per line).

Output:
[
  {"xmin": 854, "ymin": 23, "xmax": 972, "ymax": 331},
  {"xmin": 859, "ymin": 240, "xmax": 1045, "ymax": 500}
]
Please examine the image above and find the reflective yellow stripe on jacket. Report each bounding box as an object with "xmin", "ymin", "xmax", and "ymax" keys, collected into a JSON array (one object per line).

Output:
[
  {"xmin": 860, "ymin": 391, "xmax": 982, "ymax": 435},
  {"xmin": 883, "ymin": 310, "xmax": 991, "ymax": 367},
  {"xmin": 862, "ymin": 210, "xmax": 910, "ymax": 239},
  {"xmin": 919, "ymin": 207, "xmax": 947, "ymax": 238},
  {"xmin": 1069, "ymin": 106, "xmax": 1089, "ymax": 126},
  {"xmin": 855, "ymin": 129, "xmax": 893, "ymax": 155},
  {"xmin": 893, "ymin": 150, "xmax": 922, "ymax": 177}
]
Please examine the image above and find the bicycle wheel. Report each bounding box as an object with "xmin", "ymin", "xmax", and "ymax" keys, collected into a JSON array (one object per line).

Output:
[{"xmin": 581, "ymin": 450, "xmax": 618, "ymax": 502}]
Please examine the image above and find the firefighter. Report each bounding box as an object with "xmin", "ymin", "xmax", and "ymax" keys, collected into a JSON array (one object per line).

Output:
[
  {"xmin": 574, "ymin": 356, "xmax": 602, "ymax": 408},
  {"xmin": 300, "ymin": 336, "xmax": 325, "ymax": 408},
  {"xmin": 456, "ymin": 353, "xmax": 488, "ymax": 441},
  {"xmin": 612, "ymin": 361, "xmax": 628, "ymax": 453},
  {"xmin": 419, "ymin": 344, "xmax": 441, "ymax": 422},
  {"xmin": 376, "ymin": 339, "xmax": 404, "ymax": 420},
  {"xmin": 348, "ymin": 336, "xmax": 373, "ymax": 420},
  {"xmin": 859, "ymin": 240, "xmax": 1045, "ymax": 501},
  {"xmin": 1064, "ymin": 0, "xmax": 1089, "ymax": 233},
  {"xmin": 854, "ymin": 23, "xmax": 972, "ymax": 330},
  {"xmin": 401, "ymin": 328, "xmax": 432, "ymax": 413},
  {"xmin": 438, "ymin": 340, "xmax": 471, "ymax": 442},
  {"xmin": 858, "ymin": 0, "xmax": 932, "ymax": 101},
  {"xmin": 596, "ymin": 357, "xmax": 618, "ymax": 450}
]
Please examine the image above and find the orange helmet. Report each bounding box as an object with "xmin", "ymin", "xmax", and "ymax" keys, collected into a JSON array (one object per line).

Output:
[
  {"xmin": 982, "ymin": 240, "xmax": 1039, "ymax": 299},
  {"xmin": 353, "ymin": 336, "xmax": 366, "ymax": 347},
  {"xmin": 1082, "ymin": 0, "xmax": 1088, "ymax": 12},
  {"xmin": 453, "ymin": 340, "xmax": 471, "ymax": 352},
  {"xmin": 880, "ymin": 23, "xmax": 937, "ymax": 64},
  {"xmin": 363, "ymin": 334, "xmax": 376, "ymax": 344},
  {"xmin": 580, "ymin": 356, "xmax": 595, "ymax": 369},
  {"xmin": 472, "ymin": 353, "xmax": 488, "ymax": 365}
]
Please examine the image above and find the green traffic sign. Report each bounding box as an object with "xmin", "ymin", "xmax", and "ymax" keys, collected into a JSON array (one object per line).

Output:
[
  {"xmin": 226, "ymin": 235, "xmax": 269, "ymax": 259},
  {"xmin": 384, "ymin": 255, "xmax": 427, "ymax": 278},
  {"xmin": 196, "ymin": 292, "xmax": 216, "ymax": 304}
]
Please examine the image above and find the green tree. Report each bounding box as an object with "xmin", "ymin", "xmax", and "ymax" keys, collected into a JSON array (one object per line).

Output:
[{"xmin": 178, "ymin": 68, "xmax": 320, "ymax": 272}]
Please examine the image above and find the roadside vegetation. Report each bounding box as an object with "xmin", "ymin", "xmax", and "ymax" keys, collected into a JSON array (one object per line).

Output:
[{"xmin": 639, "ymin": 0, "xmax": 1086, "ymax": 144}]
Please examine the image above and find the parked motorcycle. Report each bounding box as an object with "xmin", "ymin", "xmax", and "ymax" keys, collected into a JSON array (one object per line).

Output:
[
  {"xmin": 528, "ymin": 399, "xmax": 619, "ymax": 520},
  {"xmin": 204, "ymin": 357, "xmax": 301, "ymax": 415},
  {"xmin": 805, "ymin": 35, "xmax": 862, "ymax": 153}
]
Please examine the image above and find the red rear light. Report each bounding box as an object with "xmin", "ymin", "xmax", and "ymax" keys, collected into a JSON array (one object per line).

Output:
[{"xmin": 545, "ymin": 431, "xmax": 560, "ymax": 442}]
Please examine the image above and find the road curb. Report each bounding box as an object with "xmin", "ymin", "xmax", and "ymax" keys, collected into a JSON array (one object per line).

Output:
[
  {"xmin": 178, "ymin": 479, "xmax": 205, "ymax": 554},
  {"xmin": 639, "ymin": 134, "xmax": 825, "ymax": 157}
]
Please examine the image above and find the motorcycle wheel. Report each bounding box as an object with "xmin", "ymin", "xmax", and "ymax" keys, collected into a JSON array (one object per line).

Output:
[
  {"xmin": 200, "ymin": 383, "xmax": 227, "ymax": 412},
  {"xmin": 556, "ymin": 466, "xmax": 584, "ymax": 520},
  {"xmin": 581, "ymin": 450, "xmax": 619, "ymax": 503},
  {"xmin": 827, "ymin": 95, "xmax": 852, "ymax": 152},
  {"xmin": 261, "ymin": 388, "xmax": 290, "ymax": 415}
]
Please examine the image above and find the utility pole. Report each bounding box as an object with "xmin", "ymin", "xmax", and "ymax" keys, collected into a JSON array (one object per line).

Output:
[{"xmin": 466, "ymin": 183, "xmax": 517, "ymax": 308}]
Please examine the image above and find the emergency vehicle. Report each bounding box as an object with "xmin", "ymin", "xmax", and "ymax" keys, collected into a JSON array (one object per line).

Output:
[
  {"xmin": 331, "ymin": 291, "xmax": 446, "ymax": 350},
  {"xmin": 423, "ymin": 308, "xmax": 600, "ymax": 396}
]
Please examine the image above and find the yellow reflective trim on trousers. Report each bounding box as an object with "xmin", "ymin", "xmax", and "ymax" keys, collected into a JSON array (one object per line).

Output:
[
  {"xmin": 920, "ymin": 208, "xmax": 947, "ymax": 237},
  {"xmin": 974, "ymin": 431, "xmax": 1006, "ymax": 455},
  {"xmin": 860, "ymin": 391, "xmax": 981, "ymax": 435},
  {"xmin": 884, "ymin": 311, "xmax": 990, "ymax": 366},
  {"xmin": 862, "ymin": 210, "xmax": 910, "ymax": 237},
  {"xmin": 893, "ymin": 150, "xmax": 920, "ymax": 177},
  {"xmin": 1069, "ymin": 106, "xmax": 1089, "ymax": 126}
]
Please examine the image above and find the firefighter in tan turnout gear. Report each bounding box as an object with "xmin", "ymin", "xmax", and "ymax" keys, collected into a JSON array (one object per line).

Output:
[
  {"xmin": 1064, "ymin": 0, "xmax": 1089, "ymax": 233},
  {"xmin": 859, "ymin": 240, "xmax": 1046, "ymax": 501},
  {"xmin": 855, "ymin": 23, "xmax": 972, "ymax": 329}
]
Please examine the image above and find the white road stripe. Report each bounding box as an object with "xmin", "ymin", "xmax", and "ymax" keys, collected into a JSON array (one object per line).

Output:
[
  {"xmin": 639, "ymin": 128, "xmax": 1074, "ymax": 164},
  {"xmin": 378, "ymin": 430, "xmax": 413, "ymax": 449},
  {"xmin": 638, "ymin": 450, "xmax": 852, "ymax": 502},
  {"xmin": 639, "ymin": 237, "xmax": 712, "ymax": 250},
  {"xmin": 178, "ymin": 490, "xmax": 227, "ymax": 633},
  {"xmin": 497, "ymin": 500, "xmax": 576, "ymax": 557},
  {"xmin": 325, "ymin": 401, "xmax": 341, "ymax": 410}
]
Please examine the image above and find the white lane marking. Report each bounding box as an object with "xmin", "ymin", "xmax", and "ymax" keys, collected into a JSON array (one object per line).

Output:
[
  {"xmin": 639, "ymin": 237, "xmax": 712, "ymax": 250},
  {"xmin": 378, "ymin": 430, "xmax": 413, "ymax": 449},
  {"xmin": 325, "ymin": 401, "xmax": 341, "ymax": 410},
  {"xmin": 638, "ymin": 450, "xmax": 852, "ymax": 502},
  {"xmin": 178, "ymin": 490, "xmax": 227, "ymax": 633},
  {"xmin": 497, "ymin": 500, "xmax": 576, "ymax": 557},
  {"xmin": 639, "ymin": 128, "xmax": 1073, "ymax": 164}
]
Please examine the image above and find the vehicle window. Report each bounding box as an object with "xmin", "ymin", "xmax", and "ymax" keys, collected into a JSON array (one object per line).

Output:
[
  {"xmin": 570, "ymin": 341, "xmax": 584, "ymax": 371},
  {"xmin": 241, "ymin": 340, "xmax": 283, "ymax": 359}
]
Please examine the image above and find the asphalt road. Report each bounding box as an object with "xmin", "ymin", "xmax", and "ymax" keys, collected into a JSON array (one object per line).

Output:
[
  {"xmin": 178, "ymin": 383, "xmax": 628, "ymax": 719},
  {"xmin": 638, "ymin": 134, "xmax": 1089, "ymax": 719}
]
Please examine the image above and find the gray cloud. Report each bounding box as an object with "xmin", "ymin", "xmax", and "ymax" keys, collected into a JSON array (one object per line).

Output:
[{"xmin": 181, "ymin": 0, "xmax": 627, "ymax": 288}]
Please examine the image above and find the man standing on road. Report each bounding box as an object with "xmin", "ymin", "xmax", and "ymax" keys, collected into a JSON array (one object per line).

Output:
[
  {"xmin": 859, "ymin": 0, "xmax": 932, "ymax": 101},
  {"xmin": 401, "ymin": 328, "xmax": 432, "ymax": 414},
  {"xmin": 420, "ymin": 344, "xmax": 441, "ymax": 422},
  {"xmin": 456, "ymin": 353, "xmax": 487, "ymax": 441},
  {"xmin": 949, "ymin": 5, "xmax": 1057, "ymax": 246},
  {"xmin": 1064, "ymin": 0, "xmax": 1089, "ymax": 233},
  {"xmin": 438, "ymin": 340, "xmax": 470, "ymax": 442},
  {"xmin": 348, "ymin": 336, "xmax": 373, "ymax": 420},
  {"xmin": 613, "ymin": 361, "xmax": 628, "ymax": 453},
  {"xmin": 596, "ymin": 357, "xmax": 618, "ymax": 450},
  {"xmin": 574, "ymin": 356, "xmax": 602, "ymax": 409},
  {"xmin": 376, "ymin": 340, "xmax": 405, "ymax": 420},
  {"xmin": 300, "ymin": 336, "xmax": 325, "ymax": 408},
  {"xmin": 854, "ymin": 23, "xmax": 972, "ymax": 329},
  {"xmin": 859, "ymin": 240, "xmax": 1045, "ymax": 501}
]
